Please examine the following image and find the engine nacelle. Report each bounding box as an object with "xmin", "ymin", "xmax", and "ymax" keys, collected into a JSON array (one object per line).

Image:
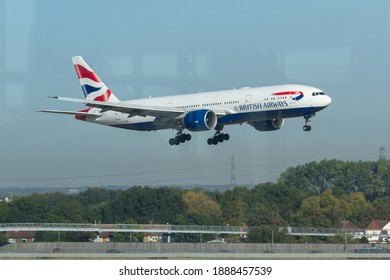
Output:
[
  {"xmin": 182, "ymin": 109, "xmax": 217, "ymax": 131},
  {"xmin": 250, "ymin": 118, "xmax": 285, "ymax": 131}
]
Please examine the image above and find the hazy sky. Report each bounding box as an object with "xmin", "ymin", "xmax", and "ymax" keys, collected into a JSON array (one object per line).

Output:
[{"xmin": 1, "ymin": 0, "xmax": 390, "ymax": 189}]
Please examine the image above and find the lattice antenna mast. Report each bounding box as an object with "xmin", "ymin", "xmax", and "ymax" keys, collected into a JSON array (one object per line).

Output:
[{"xmin": 379, "ymin": 146, "xmax": 386, "ymax": 160}]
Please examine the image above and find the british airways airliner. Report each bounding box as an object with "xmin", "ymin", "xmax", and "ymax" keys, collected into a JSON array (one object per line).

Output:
[{"xmin": 40, "ymin": 56, "xmax": 331, "ymax": 145}]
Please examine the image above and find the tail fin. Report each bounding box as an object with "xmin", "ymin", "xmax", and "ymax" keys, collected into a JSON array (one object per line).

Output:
[{"xmin": 72, "ymin": 56, "xmax": 120, "ymax": 102}]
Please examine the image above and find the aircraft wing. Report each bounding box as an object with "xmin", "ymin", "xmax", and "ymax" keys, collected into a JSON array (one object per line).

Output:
[
  {"xmin": 49, "ymin": 96, "xmax": 228, "ymax": 119},
  {"xmin": 88, "ymin": 100, "xmax": 186, "ymax": 118}
]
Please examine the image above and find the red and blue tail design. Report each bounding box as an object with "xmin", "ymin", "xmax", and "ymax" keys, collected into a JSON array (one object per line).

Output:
[{"xmin": 72, "ymin": 56, "xmax": 120, "ymax": 102}]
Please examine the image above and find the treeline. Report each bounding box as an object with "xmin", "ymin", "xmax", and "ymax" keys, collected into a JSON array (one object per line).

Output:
[
  {"xmin": 0, "ymin": 159, "xmax": 389, "ymax": 242},
  {"xmin": 279, "ymin": 159, "xmax": 390, "ymax": 199}
]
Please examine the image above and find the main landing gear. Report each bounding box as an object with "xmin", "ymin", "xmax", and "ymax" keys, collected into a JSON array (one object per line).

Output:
[
  {"xmin": 207, "ymin": 128, "xmax": 230, "ymax": 145},
  {"xmin": 303, "ymin": 113, "xmax": 312, "ymax": 131},
  {"xmin": 169, "ymin": 126, "xmax": 230, "ymax": 146},
  {"xmin": 169, "ymin": 131, "xmax": 192, "ymax": 145}
]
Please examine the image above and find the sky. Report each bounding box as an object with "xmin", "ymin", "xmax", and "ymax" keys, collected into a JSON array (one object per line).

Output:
[{"xmin": 1, "ymin": 0, "xmax": 390, "ymax": 189}]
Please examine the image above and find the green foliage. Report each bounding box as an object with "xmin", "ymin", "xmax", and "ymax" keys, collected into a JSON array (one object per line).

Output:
[
  {"xmin": 295, "ymin": 189, "xmax": 375, "ymax": 228},
  {"xmin": 0, "ymin": 202, "xmax": 10, "ymax": 223},
  {"xmin": 360, "ymin": 236, "xmax": 369, "ymax": 244},
  {"xmin": 372, "ymin": 196, "xmax": 390, "ymax": 220},
  {"xmin": 7, "ymin": 192, "xmax": 83, "ymax": 223},
  {"xmin": 182, "ymin": 191, "xmax": 223, "ymax": 225},
  {"xmin": 104, "ymin": 186, "xmax": 185, "ymax": 224},
  {"xmin": 111, "ymin": 232, "xmax": 143, "ymax": 242},
  {"xmin": 35, "ymin": 231, "xmax": 62, "ymax": 242},
  {"xmin": 0, "ymin": 159, "xmax": 389, "ymax": 243},
  {"xmin": 216, "ymin": 186, "xmax": 250, "ymax": 226},
  {"xmin": 62, "ymin": 232, "xmax": 94, "ymax": 242},
  {"xmin": 247, "ymin": 183, "xmax": 306, "ymax": 226},
  {"xmin": 246, "ymin": 225, "xmax": 294, "ymax": 243},
  {"xmin": 35, "ymin": 231, "xmax": 93, "ymax": 242},
  {"xmin": 0, "ymin": 233, "xmax": 7, "ymax": 242},
  {"xmin": 278, "ymin": 159, "xmax": 390, "ymax": 200},
  {"xmin": 79, "ymin": 187, "xmax": 110, "ymax": 206}
]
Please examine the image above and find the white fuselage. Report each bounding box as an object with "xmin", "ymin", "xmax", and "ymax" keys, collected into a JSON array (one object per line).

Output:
[{"xmin": 85, "ymin": 84, "xmax": 331, "ymax": 131}]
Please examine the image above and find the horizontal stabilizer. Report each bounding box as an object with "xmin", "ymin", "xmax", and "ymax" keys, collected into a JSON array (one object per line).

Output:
[
  {"xmin": 48, "ymin": 96, "xmax": 87, "ymax": 103},
  {"xmin": 37, "ymin": 109, "xmax": 101, "ymax": 117}
]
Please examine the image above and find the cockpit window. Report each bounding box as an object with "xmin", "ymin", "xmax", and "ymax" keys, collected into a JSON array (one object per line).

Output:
[{"xmin": 312, "ymin": 92, "xmax": 325, "ymax": 96}]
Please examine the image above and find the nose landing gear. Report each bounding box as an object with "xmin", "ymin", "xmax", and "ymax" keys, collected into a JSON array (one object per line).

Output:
[{"xmin": 303, "ymin": 113, "xmax": 312, "ymax": 131}]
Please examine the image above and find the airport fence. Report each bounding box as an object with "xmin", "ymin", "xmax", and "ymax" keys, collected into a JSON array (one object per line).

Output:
[{"xmin": 1, "ymin": 242, "xmax": 390, "ymax": 255}]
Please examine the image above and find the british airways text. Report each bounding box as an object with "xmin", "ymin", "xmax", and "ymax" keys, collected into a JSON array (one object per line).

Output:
[{"xmin": 239, "ymin": 101, "xmax": 288, "ymax": 111}]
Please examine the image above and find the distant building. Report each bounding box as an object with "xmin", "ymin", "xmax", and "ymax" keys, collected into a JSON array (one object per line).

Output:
[
  {"xmin": 68, "ymin": 189, "xmax": 79, "ymax": 195},
  {"xmin": 143, "ymin": 233, "xmax": 162, "ymax": 243},
  {"xmin": 143, "ymin": 224, "xmax": 171, "ymax": 243},
  {"xmin": 93, "ymin": 232, "xmax": 112, "ymax": 243},
  {"xmin": 365, "ymin": 220, "xmax": 390, "ymax": 243},
  {"xmin": 6, "ymin": 231, "xmax": 36, "ymax": 243},
  {"xmin": 341, "ymin": 220, "xmax": 364, "ymax": 239},
  {"xmin": 0, "ymin": 197, "xmax": 12, "ymax": 203},
  {"xmin": 341, "ymin": 220, "xmax": 359, "ymax": 230}
]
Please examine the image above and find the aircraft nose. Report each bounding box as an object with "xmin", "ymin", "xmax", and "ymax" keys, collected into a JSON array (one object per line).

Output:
[{"xmin": 324, "ymin": 95, "xmax": 332, "ymax": 106}]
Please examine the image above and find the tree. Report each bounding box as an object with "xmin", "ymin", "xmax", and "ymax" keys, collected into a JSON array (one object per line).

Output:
[
  {"xmin": 366, "ymin": 160, "xmax": 390, "ymax": 200},
  {"xmin": 344, "ymin": 192, "xmax": 374, "ymax": 227},
  {"xmin": 7, "ymin": 194, "xmax": 51, "ymax": 222},
  {"xmin": 0, "ymin": 202, "xmax": 9, "ymax": 223},
  {"xmin": 296, "ymin": 196, "xmax": 324, "ymax": 227},
  {"xmin": 372, "ymin": 196, "xmax": 390, "ymax": 220},
  {"xmin": 216, "ymin": 186, "xmax": 249, "ymax": 226},
  {"xmin": 277, "ymin": 159, "xmax": 390, "ymax": 198},
  {"xmin": 105, "ymin": 186, "xmax": 185, "ymax": 224},
  {"xmin": 182, "ymin": 191, "xmax": 222, "ymax": 225},
  {"xmin": 247, "ymin": 183, "xmax": 306, "ymax": 226},
  {"xmin": 296, "ymin": 189, "xmax": 343, "ymax": 227},
  {"xmin": 111, "ymin": 232, "xmax": 143, "ymax": 242},
  {"xmin": 246, "ymin": 225, "xmax": 294, "ymax": 243},
  {"xmin": 318, "ymin": 189, "xmax": 343, "ymax": 226},
  {"xmin": 79, "ymin": 187, "xmax": 110, "ymax": 206},
  {"xmin": 52, "ymin": 195, "xmax": 83, "ymax": 222},
  {"xmin": 0, "ymin": 233, "xmax": 7, "ymax": 242}
]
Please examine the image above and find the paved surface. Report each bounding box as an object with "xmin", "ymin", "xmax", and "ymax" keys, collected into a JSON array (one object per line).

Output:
[{"xmin": 1, "ymin": 252, "xmax": 390, "ymax": 259}]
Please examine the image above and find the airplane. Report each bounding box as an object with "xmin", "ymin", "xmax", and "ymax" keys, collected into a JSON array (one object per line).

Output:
[{"xmin": 40, "ymin": 56, "xmax": 332, "ymax": 145}]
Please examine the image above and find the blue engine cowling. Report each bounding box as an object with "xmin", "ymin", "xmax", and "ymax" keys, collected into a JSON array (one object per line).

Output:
[
  {"xmin": 182, "ymin": 109, "xmax": 217, "ymax": 131},
  {"xmin": 249, "ymin": 118, "xmax": 284, "ymax": 131}
]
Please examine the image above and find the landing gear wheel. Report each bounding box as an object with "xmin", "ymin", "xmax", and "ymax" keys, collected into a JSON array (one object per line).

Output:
[
  {"xmin": 169, "ymin": 131, "xmax": 192, "ymax": 146},
  {"xmin": 207, "ymin": 130, "xmax": 230, "ymax": 145},
  {"xmin": 303, "ymin": 125, "xmax": 312, "ymax": 131}
]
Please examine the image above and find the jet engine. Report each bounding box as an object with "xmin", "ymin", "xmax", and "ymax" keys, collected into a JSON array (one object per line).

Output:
[
  {"xmin": 182, "ymin": 109, "xmax": 217, "ymax": 131},
  {"xmin": 249, "ymin": 118, "xmax": 285, "ymax": 131}
]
